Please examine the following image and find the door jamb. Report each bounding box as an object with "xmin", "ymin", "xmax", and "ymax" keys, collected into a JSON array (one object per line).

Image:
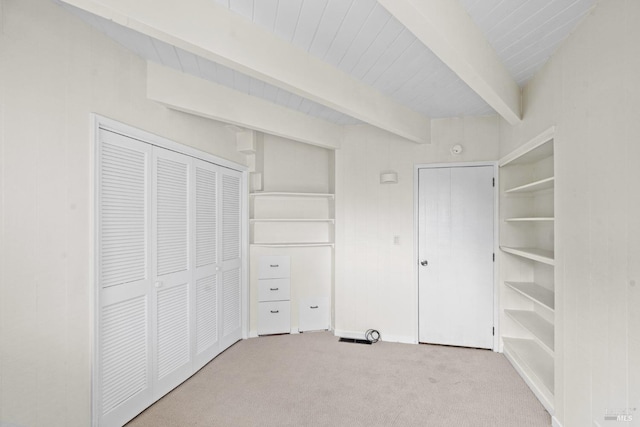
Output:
[{"xmin": 413, "ymin": 161, "xmax": 499, "ymax": 351}]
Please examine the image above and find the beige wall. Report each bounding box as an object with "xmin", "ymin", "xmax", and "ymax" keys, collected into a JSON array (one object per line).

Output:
[
  {"xmin": 0, "ymin": 0, "xmax": 246, "ymax": 426},
  {"xmin": 334, "ymin": 117, "xmax": 500, "ymax": 342},
  {"xmin": 499, "ymin": 0, "xmax": 640, "ymax": 425}
]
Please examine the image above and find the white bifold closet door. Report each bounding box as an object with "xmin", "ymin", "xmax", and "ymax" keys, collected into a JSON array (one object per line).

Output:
[{"xmin": 96, "ymin": 128, "xmax": 243, "ymax": 427}]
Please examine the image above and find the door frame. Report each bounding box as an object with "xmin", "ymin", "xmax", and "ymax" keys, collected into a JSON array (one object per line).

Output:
[
  {"xmin": 413, "ymin": 161, "xmax": 499, "ymax": 351},
  {"xmin": 91, "ymin": 114, "xmax": 249, "ymax": 426}
]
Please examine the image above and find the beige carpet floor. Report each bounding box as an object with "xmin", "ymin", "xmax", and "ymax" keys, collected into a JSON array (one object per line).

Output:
[{"xmin": 127, "ymin": 332, "xmax": 550, "ymax": 427}]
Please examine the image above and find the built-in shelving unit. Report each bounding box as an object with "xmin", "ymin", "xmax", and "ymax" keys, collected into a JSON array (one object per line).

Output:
[
  {"xmin": 505, "ymin": 282, "xmax": 554, "ymax": 311},
  {"xmin": 504, "ymin": 217, "xmax": 554, "ymax": 222},
  {"xmin": 250, "ymin": 192, "xmax": 335, "ymax": 246},
  {"xmin": 500, "ymin": 247, "xmax": 555, "ymax": 265},
  {"xmin": 499, "ymin": 127, "xmax": 556, "ymax": 414},
  {"xmin": 250, "ymin": 192, "xmax": 334, "ymax": 199},
  {"xmin": 251, "ymin": 242, "xmax": 335, "ymax": 248}
]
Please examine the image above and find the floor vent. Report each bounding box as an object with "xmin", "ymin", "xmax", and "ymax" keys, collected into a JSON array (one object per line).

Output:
[{"xmin": 339, "ymin": 337, "xmax": 372, "ymax": 345}]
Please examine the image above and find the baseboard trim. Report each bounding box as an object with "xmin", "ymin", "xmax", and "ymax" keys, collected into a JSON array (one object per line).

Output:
[
  {"xmin": 334, "ymin": 329, "xmax": 415, "ymax": 344},
  {"xmin": 552, "ymin": 415, "xmax": 562, "ymax": 427}
]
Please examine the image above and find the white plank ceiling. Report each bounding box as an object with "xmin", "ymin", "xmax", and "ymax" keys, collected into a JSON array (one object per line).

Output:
[{"xmin": 62, "ymin": 0, "xmax": 596, "ymax": 127}]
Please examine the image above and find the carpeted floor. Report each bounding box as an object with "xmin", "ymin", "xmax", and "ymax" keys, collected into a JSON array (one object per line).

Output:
[{"xmin": 127, "ymin": 332, "xmax": 550, "ymax": 427}]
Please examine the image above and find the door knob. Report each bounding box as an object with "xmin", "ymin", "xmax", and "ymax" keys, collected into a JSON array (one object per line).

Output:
[{"xmin": 420, "ymin": 260, "xmax": 428, "ymax": 266}]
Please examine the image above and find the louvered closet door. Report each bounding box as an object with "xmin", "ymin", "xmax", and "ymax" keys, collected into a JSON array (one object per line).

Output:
[
  {"xmin": 220, "ymin": 169, "xmax": 243, "ymax": 349},
  {"xmin": 97, "ymin": 129, "xmax": 153, "ymax": 427},
  {"xmin": 192, "ymin": 159, "xmax": 221, "ymax": 370},
  {"xmin": 151, "ymin": 147, "xmax": 193, "ymax": 399}
]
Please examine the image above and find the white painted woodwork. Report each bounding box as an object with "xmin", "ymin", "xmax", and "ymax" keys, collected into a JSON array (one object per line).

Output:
[
  {"xmin": 377, "ymin": 0, "xmax": 521, "ymax": 125},
  {"xmin": 501, "ymin": 247, "xmax": 555, "ymax": 266},
  {"xmin": 257, "ymin": 255, "xmax": 291, "ymax": 335},
  {"xmin": 96, "ymin": 124, "xmax": 246, "ymax": 426},
  {"xmin": 499, "ymin": 131, "xmax": 555, "ymax": 414},
  {"xmin": 213, "ymin": 0, "xmax": 496, "ymax": 118},
  {"xmin": 460, "ymin": 0, "xmax": 596, "ymax": 85},
  {"xmin": 152, "ymin": 147, "xmax": 193, "ymax": 399},
  {"xmin": 505, "ymin": 177, "xmax": 555, "ymax": 194},
  {"xmin": 505, "ymin": 217, "xmax": 554, "ymax": 222},
  {"xmin": 146, "ymin": 63, "xmax": 343, "ymax": 150},
  {"xmin": 503, "ymin": 337, "xmax": 554, "ymax": 413},
  {"xmin": 257, "ymin": 301, "xmax": 291, "ymax": 335},
  {"xmin": 505, "ymin": 282, "xmax": 555, "ymax": 312},
  {"xmin": 505, "ymin": 309, "xmax": 554, "ymax": 354},
  {"xmin": 97, "ymin": 130, "xmax": 153, "ymax": 427},
  {"xmin": 298, "ymin": 297, "xmax": 331, "ymax": 332},
  {"xmin": 418, "ymin": 165, "xmax": 495, "ymax": 349},
  {"xmin": 257, "ymin": 255, "xmax": 290, "ymax": 280},
  {"xmin": 192, "ymin": 159, "xmax": 220, "ymax": 370},
  {"xmin": 59, "ymin": 0, "xmax": 431, "ymax": 143},
  {"xmin": 257, "ymin": 278, "xmax": 291, "ymax": 303},
  {"xmin": 250, "ymin": 192, "xmax": 334, "ymax": 199}
]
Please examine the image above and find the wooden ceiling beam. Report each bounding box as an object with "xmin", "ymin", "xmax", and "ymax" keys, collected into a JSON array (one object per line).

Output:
[
  {"xmin": 59, "ymin": 0, "xmax": 431, "ymax": 143},
  {"xmin": 378, "ymin": 0, "xmax": 522, "ymax": 125}
]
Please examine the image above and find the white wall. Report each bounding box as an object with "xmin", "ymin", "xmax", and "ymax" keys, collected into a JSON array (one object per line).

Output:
[
  {"xmin": 499, "ymin": 0, "xmax": 640, "ymax": 425},
  {"xmin": 0, "ymin": 1, "xmax": 246, "ymax": 426},
  {"xmin": 334, "ymin": 117, "xmax": 500, "ymax": 343}
]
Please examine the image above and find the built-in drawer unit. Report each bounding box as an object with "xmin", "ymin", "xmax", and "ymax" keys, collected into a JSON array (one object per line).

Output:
[
  {"xmin": 298, "ymin": 297, "xmax": 330, "ymax": 332},
  {"xmin": 258, "ymin": 278, "xmax": 291, "ymax": 302},
  {"xmin": 258, "ymin": 301, "xmax": 291, "ymax": 335},
  {"xmin": 258, "ymin": 255, "xmax": 291, "ymax": 335},
  {"xmin": 258, "ymin": 255, "xmax": 290, "ymax": 279}
]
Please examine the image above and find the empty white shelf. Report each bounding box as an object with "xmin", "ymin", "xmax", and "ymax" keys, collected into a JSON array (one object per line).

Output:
[
  {"xmin": 505, "ymin": 282, "xmax": 554, "ymax": 311},
  {"xmin": 505, "ymin": 310, "xmax": 554, "ymax": 354},
  {"xmin": 501, "ymin": 247, "xmax": 554, "ymax": 265},
  {"xmin": 503, "ymin": 338, "xmax": 554, "ymax": 413},
  {"xmin": 250, "ymin": 192, "xmax": 334, "ymax": 199},
  {"xmin": 505, "ymin": 217, "xmax": 554, "ymax": 222},
  {"xmin": 505, "ymin": 177, "xmax": 554, "ymax": 194},
  {"xmin": 251, "ymin": 242, "xmax": 334, "ymax": 248},
  {"xmin": 250, "ymin": 218, "xmax": 335, "ymax": 223}
]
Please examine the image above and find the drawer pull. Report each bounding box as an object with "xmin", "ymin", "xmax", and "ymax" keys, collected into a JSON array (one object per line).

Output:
[
  {"xmin": 270, "ymin": 287, "xmax": 279, "ymax": 291},
  {"xmin": 270, "ymin": 264, "xmax": 279, "ymax": 267},
  {"xmin": 310, "ymin": 305, "xmax": 319, "ymax": 309},
  {"xmin": 270, "ymin": 310, "xmax": 279, "ymax": 314}
]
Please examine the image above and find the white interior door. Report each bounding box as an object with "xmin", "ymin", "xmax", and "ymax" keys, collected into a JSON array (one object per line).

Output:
[
  {"xmin": 97, "ymin": 129, "xmax": 153, "ymax": 427},
  {"xmin": 192, "ymin": 158, "xmax": 220, "ymax": 370},
  {"xmin": 96, "ymin": 123, "xmax": 246, "ymax": 427},
  {"xmin": 418, "ymin": 166, "xmax": 494, "ymax": 349},
  {"xmin": 220, "ymin": 169, "xmax": 243, "ymax": 349},
  {"xmin": 152, "ymin": 147, "xmax": 193, "ymax": 399}
]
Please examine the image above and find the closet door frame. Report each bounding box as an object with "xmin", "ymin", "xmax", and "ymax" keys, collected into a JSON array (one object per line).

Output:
[{"xmin": 91, "ymin": 115, "xmax": 249, "ymax": 427}]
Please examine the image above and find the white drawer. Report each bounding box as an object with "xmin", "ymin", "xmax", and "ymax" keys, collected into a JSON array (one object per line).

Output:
[
  {"xmin": 298, "ymin": 297, "xmax": 330, "ymax": 332},
  {"xmin": 258, "ymin": 278, "xmax": 290, "ymax": 302},
  {"xmin": 258, "ymin": 301, "xmax": 291, "ymax": 335},
  {"xmin": 258, "ymin": 255, "xmax": 290, "ymax": 279}
]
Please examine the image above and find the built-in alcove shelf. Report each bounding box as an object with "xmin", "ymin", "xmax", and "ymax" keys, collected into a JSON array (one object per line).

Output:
[
  {"xmin": 501, "ymin": 246, "xmax": 555, "ymax": 265},
  {"xmin": 500, "ymin": 127, "xmax": 555, "ymax": 414},
  {"xmin": 505, "ymin": 282, "xmax": 555, "ymax": 311},
  {"xmin": 250, "ymin": 192, "xmax": 334, "ymax": 199},
  {"xmin": 250, "ymin": 243, "xmax": 334, "ymax": 248},
  {"xmin": 505, "ymin": 177, "xmax": 554, "ymax": 194},
  {"xmin": 505, "ymin": 310, "xmax": 554, "ymax": 354},
  {"xmin": 250, "ymin": 218, "xmax": 335, "ymax": 223},
  {"xmin": 503, "ymin": 338, "xmax": 554, "ymax": 413},
  {"xmin": 505, "ymin": 217, "xmax": 554, "ymax": 222}
]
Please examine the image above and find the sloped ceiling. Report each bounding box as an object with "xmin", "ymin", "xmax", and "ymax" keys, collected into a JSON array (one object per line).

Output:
[{"xmin": 58, "ymin": 0, "xmax": 596, "ymax": 142}]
